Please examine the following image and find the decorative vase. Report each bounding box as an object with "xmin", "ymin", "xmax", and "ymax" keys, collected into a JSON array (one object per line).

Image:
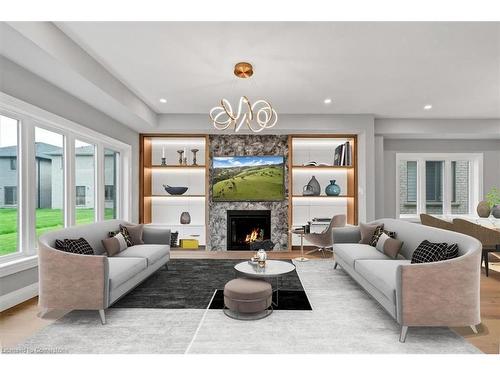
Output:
[
  {"xmin": 180, "ymin": 211, "xmax": 191, "ymax": 224},
  {"xmin": 492, "ymin": 205, "xmax": 500, "ymax": 219},
  {"xmin": 325, "ymin": 180, "xmax": 341, "ymax": 196},
  {"xmin": 305, "ymin": 176, "xmax": 321, "ymax": 196},
  {"xmin": 257, "ymin": 249, "xmax": 267, "ymax": 268},
  {"xmin": 476, "ymin": 201, "xmax": 491, "ymax": 218}
]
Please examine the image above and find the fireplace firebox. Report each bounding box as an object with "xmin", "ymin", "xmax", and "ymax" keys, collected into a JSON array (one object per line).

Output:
[{"xmin": 227, "ymin": 210, "xmax": 271, "ymax": 250}]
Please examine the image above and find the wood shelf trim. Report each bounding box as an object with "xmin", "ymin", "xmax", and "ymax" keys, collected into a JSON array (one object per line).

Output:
[
  {"xmin": 150, "ymin": 165, "xmax": 206, "ymax": 169},
  {"xmin": 150, "ymin": 195, "xmax": 206, "ymax": 198},
  {"xmin": 292, "ymin": 165, "xmax": 354, "ymax": 169},
  {"xmin": 292, "ymin": 195, "xmax": 355, "ymax": 198}
]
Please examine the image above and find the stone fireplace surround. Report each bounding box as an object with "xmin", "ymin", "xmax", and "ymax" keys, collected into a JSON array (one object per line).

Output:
[{"xmin": 208, "ymin": 135, "xmax": 289, "ymax": 251}]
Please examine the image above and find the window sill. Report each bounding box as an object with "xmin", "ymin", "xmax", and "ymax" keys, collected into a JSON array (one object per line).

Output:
[{"xmin": 0, "ymin": 255, "xmax": 38, "ymax": 278}]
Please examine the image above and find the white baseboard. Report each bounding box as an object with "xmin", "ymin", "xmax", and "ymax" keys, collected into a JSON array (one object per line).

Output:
[{"xmin": 0, "ymin": 283, "xmax": 39, "ymax": 312}]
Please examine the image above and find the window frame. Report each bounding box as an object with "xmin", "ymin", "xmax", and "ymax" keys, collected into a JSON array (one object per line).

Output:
[
  {"xmin": 0, "ymin": 93, "xmax": 132, "ymax": 268},
  {"xmin": 396, "ymin": 153, "xmax": 483, "ymax": 220}
]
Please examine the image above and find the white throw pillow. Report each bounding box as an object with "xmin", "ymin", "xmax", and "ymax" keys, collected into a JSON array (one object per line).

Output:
[
  {"xmin": 114, "ymin": 232, "xmax": 128, "ymax": 252},
  {"xmin": 375, "ymin": 233, "xmax": 390, "ymax": 253}
]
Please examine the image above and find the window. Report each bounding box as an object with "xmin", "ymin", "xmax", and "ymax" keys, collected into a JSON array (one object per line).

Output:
[
  {"xmin": 76, "ymin": 186, "xmax": 86, "ymax": 206},
  {"xmin": 35, "ymin": 127, "xmax": 64, "ymax": 240},
  {"xmin": 104, "ymin": 149, "xmax": 119, "ymax": 220},
  {"xmin": 4, "ymin": 186, "xmax": 17, "ymax": 205},
  {"xmin": 75, "ymin": 140, "xmax": 96, "ymax": 225},
  {"xmin": 0, "ymin": 96, "xmax": 131, "ymax": 264},
  {"xmin": 0, "ymin": 114, "xmax": 19, "ymax": 257},
  {"xmin": 397, "ymin": 153, "xmax": 481, "ymax": 218}
]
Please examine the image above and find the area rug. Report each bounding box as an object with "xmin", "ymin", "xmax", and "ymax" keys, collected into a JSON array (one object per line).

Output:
[
  {"xmin": 111, "ymin": 259, "xmax": 308, "ymax": 309},
  {"xmin": 12, "ymin": 260, "xmax": 481, "ymax": 354},
  {"xmin": 208, "ymin": 289, "xmax": 312, "ymax": 310}
]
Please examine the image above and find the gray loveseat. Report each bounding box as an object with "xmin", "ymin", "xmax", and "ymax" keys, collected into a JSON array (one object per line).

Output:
[
  {"xmin": 332, "ymin": 218, "xmax": 481, "ymax": 342},
  {"xmin": 38, "ymin": 220, "xmax": 171, "ymax": 324}
]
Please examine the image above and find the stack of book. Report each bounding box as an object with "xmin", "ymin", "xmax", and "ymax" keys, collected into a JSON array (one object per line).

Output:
[{"xmin": 333, "ymin": 142, "xmax": 351, "ymax": 166}]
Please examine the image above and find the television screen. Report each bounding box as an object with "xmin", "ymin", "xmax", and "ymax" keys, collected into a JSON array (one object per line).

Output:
[{"xmin": 212, "ymin": 156, "xmax": 285, "ymax": 201}]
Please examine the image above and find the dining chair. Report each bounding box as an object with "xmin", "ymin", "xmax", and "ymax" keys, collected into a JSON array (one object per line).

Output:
[
  {"xmin": 453, "ymin": 218, "xmax": 500, "ymax": 277},
  {"xmin": 304, "ymin": 214, "xmax": 346, "ymax": 257},
  {"xmin": 420, "ymin": 213, "xmax": 455, "ymax": 231}
]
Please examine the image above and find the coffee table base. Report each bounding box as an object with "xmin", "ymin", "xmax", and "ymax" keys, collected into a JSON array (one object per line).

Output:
[{"xmin": 223, "ymin": 306, "xmax": 273, "ymax": 320}]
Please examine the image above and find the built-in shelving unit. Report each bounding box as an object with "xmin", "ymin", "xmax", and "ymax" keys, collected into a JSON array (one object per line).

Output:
[
  {"xmin": 140, "ymin": 135, "xmax": 208, "ymax": 249},
  {"xmin": 140, "ymin": 133, "xmax": 357, "ymax": 251},
  {"xmin": 288, "ymin": 135, "xmax": 357, "ymax": 247}
]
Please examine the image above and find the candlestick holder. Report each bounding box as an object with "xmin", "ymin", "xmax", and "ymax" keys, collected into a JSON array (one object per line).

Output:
[
  {"xmin": 191, "ymin": 149, "xmax": 199, "ymax": 166},
  {"xmin": 161, "ymin": 157, "xmax": 167, "ymax": 166},
  {"xmin": 177, "ymin": 150, "xmax": 184, "ymax": 165}
]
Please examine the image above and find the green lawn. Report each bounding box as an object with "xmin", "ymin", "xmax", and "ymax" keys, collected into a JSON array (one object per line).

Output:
[{"xmin": 0, "ymin": 208, "xmax": 114, "ymax": 256}]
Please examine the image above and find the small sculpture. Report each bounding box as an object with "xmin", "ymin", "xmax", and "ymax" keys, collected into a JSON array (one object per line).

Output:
[
  {"xmin": 191, "ymin": 149, "xmax": 199, "ymax": 165},
  {"xmin": 177, "ymin": 150, "xmax": 184, "ymax": 165}
]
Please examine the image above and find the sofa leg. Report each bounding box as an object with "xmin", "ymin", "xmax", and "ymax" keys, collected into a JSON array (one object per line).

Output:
[
  {"xmin": 470, "ymin": 325, "xmax": 478, "ymax": 334},
  {"xmin": 164, "ymin": 263, "xmax": 169, "ymax": 270},
  {"xmin": 98, "ymin": 309, "xmax": 106, "ymax": 325},
  {"xmin": 399, "ymin": 326, "xmax": 408, "ymax": 343},
  {"xmin": 333, "ymin": 262, "xmax": 338, "ymax": 269}
]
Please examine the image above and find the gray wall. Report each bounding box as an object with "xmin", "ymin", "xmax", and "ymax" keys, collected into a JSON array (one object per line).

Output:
[
  {"xmin": 378, "ymin": 138, "xmax": 500, "ymax": 218},
  {"xmin": 0, "ymin": 56, "xmax": 139, "ymax": 298}
]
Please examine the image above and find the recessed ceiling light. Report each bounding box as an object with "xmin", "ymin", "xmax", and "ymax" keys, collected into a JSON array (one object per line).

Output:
[
  {"xmin": 423, "ymin": 104, "xmax": 432, "ymax": 110},
  {"xmin": 159, "ymin": 98, "xmax": 167, "ymax": 103},
  {"xmin": 323, "ymin": 98, "xmax": 332, "ymax": 104}
]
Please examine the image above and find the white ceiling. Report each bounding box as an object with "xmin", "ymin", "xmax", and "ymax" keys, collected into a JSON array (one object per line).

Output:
[{"xmin": 55, "ymin": 22, "xmax": 500, "ymax": 118}]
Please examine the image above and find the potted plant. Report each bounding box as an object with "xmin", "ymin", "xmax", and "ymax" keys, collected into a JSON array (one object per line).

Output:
[{"xmin": 486, "ymin": 187, "xmax": 500, "ymax": 218}]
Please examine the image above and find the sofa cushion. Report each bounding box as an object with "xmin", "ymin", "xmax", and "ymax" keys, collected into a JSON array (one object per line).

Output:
[
  {"xmin": 334, "ymin": 243, "xmax": 390, "ymax": 268},
  {"xmin": 359, "ymin": 222, "xmax": 380, "ymax": 244},
  {"xmin": 355, "ymin": 259, "xmax": 411, "ymax": 302},
  {"xmin": 108, "ymin": 257, "xmax": 147, "ymax": 290},
  {"xmin": 115, "ymin": 244, "xmax": 169, "ymax": 266}
]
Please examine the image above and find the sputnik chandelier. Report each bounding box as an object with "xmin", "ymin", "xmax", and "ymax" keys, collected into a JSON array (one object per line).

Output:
[{"xmin": 209, "ymin": 62, "xmax": 278, "ymax": 133}]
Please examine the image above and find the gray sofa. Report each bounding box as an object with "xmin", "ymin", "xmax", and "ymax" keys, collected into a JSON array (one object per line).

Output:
[
  {"xmin": 38, "ymin": 220, "xmax": 171, "ymax": 324},
  {"xmin": 332, "ymin": 218, "xmax": 481, "ymax": 342}
]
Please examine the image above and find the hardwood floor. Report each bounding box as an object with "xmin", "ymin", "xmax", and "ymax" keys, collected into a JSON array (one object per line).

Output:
[{"xmin": 1, "ymin": 251, "xmax": 499, "ymax": 354}]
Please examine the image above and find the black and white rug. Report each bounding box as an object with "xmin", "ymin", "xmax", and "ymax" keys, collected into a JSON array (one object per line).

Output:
[{"xmin": 111, "ymin": 259, "xmax": 311, "ymax": 310}]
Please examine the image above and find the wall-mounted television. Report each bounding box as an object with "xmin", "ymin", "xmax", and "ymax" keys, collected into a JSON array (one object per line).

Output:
[{"xmin": 212, "ymin": 156, "xmax": 285, "ymax": 201}]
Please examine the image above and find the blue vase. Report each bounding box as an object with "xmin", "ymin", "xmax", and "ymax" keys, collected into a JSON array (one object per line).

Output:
[{"xmin": 325, "ymin": 180, "xmax": 341, "ymax": 196}]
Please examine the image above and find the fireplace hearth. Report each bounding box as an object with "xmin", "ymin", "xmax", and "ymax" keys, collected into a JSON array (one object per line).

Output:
[{"xmin": 227, "ymin": 210, "xmax": 272, "ymax": 250}]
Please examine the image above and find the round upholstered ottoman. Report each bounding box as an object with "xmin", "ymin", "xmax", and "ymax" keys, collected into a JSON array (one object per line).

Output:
[{"xmin": 223, "ymin": 278, "xmax": 273, "ymax": 320}]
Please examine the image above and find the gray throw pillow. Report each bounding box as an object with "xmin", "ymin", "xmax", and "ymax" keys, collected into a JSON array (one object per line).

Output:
[
  {"xmin": 375, "ymin": 233, "xmax": 404, "ymax": 259},
  {"xmin": 102, "ymin": 237, "xmax": 121, "ymax": 257},
  {"xmin": 359, "ymin": 222, "xmax": 380, "ymax": 244},
  {"xmin": 123, "ymin": 224, "xmax": 145, "ymax": 245}
]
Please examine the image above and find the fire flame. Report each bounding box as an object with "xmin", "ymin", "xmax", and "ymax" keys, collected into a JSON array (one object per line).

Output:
[{"xmin": 245, "ymin": 228, "xmax": 262, "ymax": 243}]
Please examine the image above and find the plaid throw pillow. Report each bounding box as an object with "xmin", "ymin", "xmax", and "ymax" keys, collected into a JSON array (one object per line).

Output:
[
  {"xmin": 411, "ymin": 240, "xmax": 448, "ymax": 264},
  {"xmin": 369, "ymin": 226, "xmax": 396, "ymax": 247},
  {"xmin": 119, "ymin": 225, "xmax": 133, "ymax": 247},
  {"xmin": 55, "ymin": 239, "xmax": 68, "ymax": 251},
  {"xmin": 171, "ymin": 231, "xmax": 179, "ymax": 247},
  {"xmin": 62, "ymin": 238, "xmax": 94, "ymax": 255},
  {"xmin": 443, "ymin": 243, "xmax": 459, "ymax": 260}
]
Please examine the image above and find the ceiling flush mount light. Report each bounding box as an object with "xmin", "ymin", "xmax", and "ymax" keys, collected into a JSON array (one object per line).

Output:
[
  {"xmin": 423, "ymin": 104, "xmax": 432, "ymax": 110},
  {"xmin": 324, "ymin": 98, "xmax": 332, "ymax": 104},
  {"xmin": 209, "ymin": 62, "xmax": 277, "ymax": 133},
  {"xmin": 159, "ymin": 98, "xmax": 167, "ymax": 103}
]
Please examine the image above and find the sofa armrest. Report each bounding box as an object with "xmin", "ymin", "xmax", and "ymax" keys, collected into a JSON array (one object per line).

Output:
[
  {"xmin": 38, "ymin": 244, "xmax": 108, "ymax": 310},
  {"xmin": 331, "ymin": 226, "xmax": 361, "ymax": 243},
  {"xmin": 396, "ymin": 249, "xmax": 481, "ymax": 327},
  {"xmin": 143, "ymin": 225, "xmax": 171, "ymax": 245}
]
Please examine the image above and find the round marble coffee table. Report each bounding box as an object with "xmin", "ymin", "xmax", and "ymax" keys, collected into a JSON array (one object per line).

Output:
[{"xmin": 234, "ymin": 260, "xmax": 296, "ymax": 306}]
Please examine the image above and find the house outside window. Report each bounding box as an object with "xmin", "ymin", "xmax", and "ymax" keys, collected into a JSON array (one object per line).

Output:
[{"xmin": 10, "ymin": 158, "xmax": 16, "ymax": 170}]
